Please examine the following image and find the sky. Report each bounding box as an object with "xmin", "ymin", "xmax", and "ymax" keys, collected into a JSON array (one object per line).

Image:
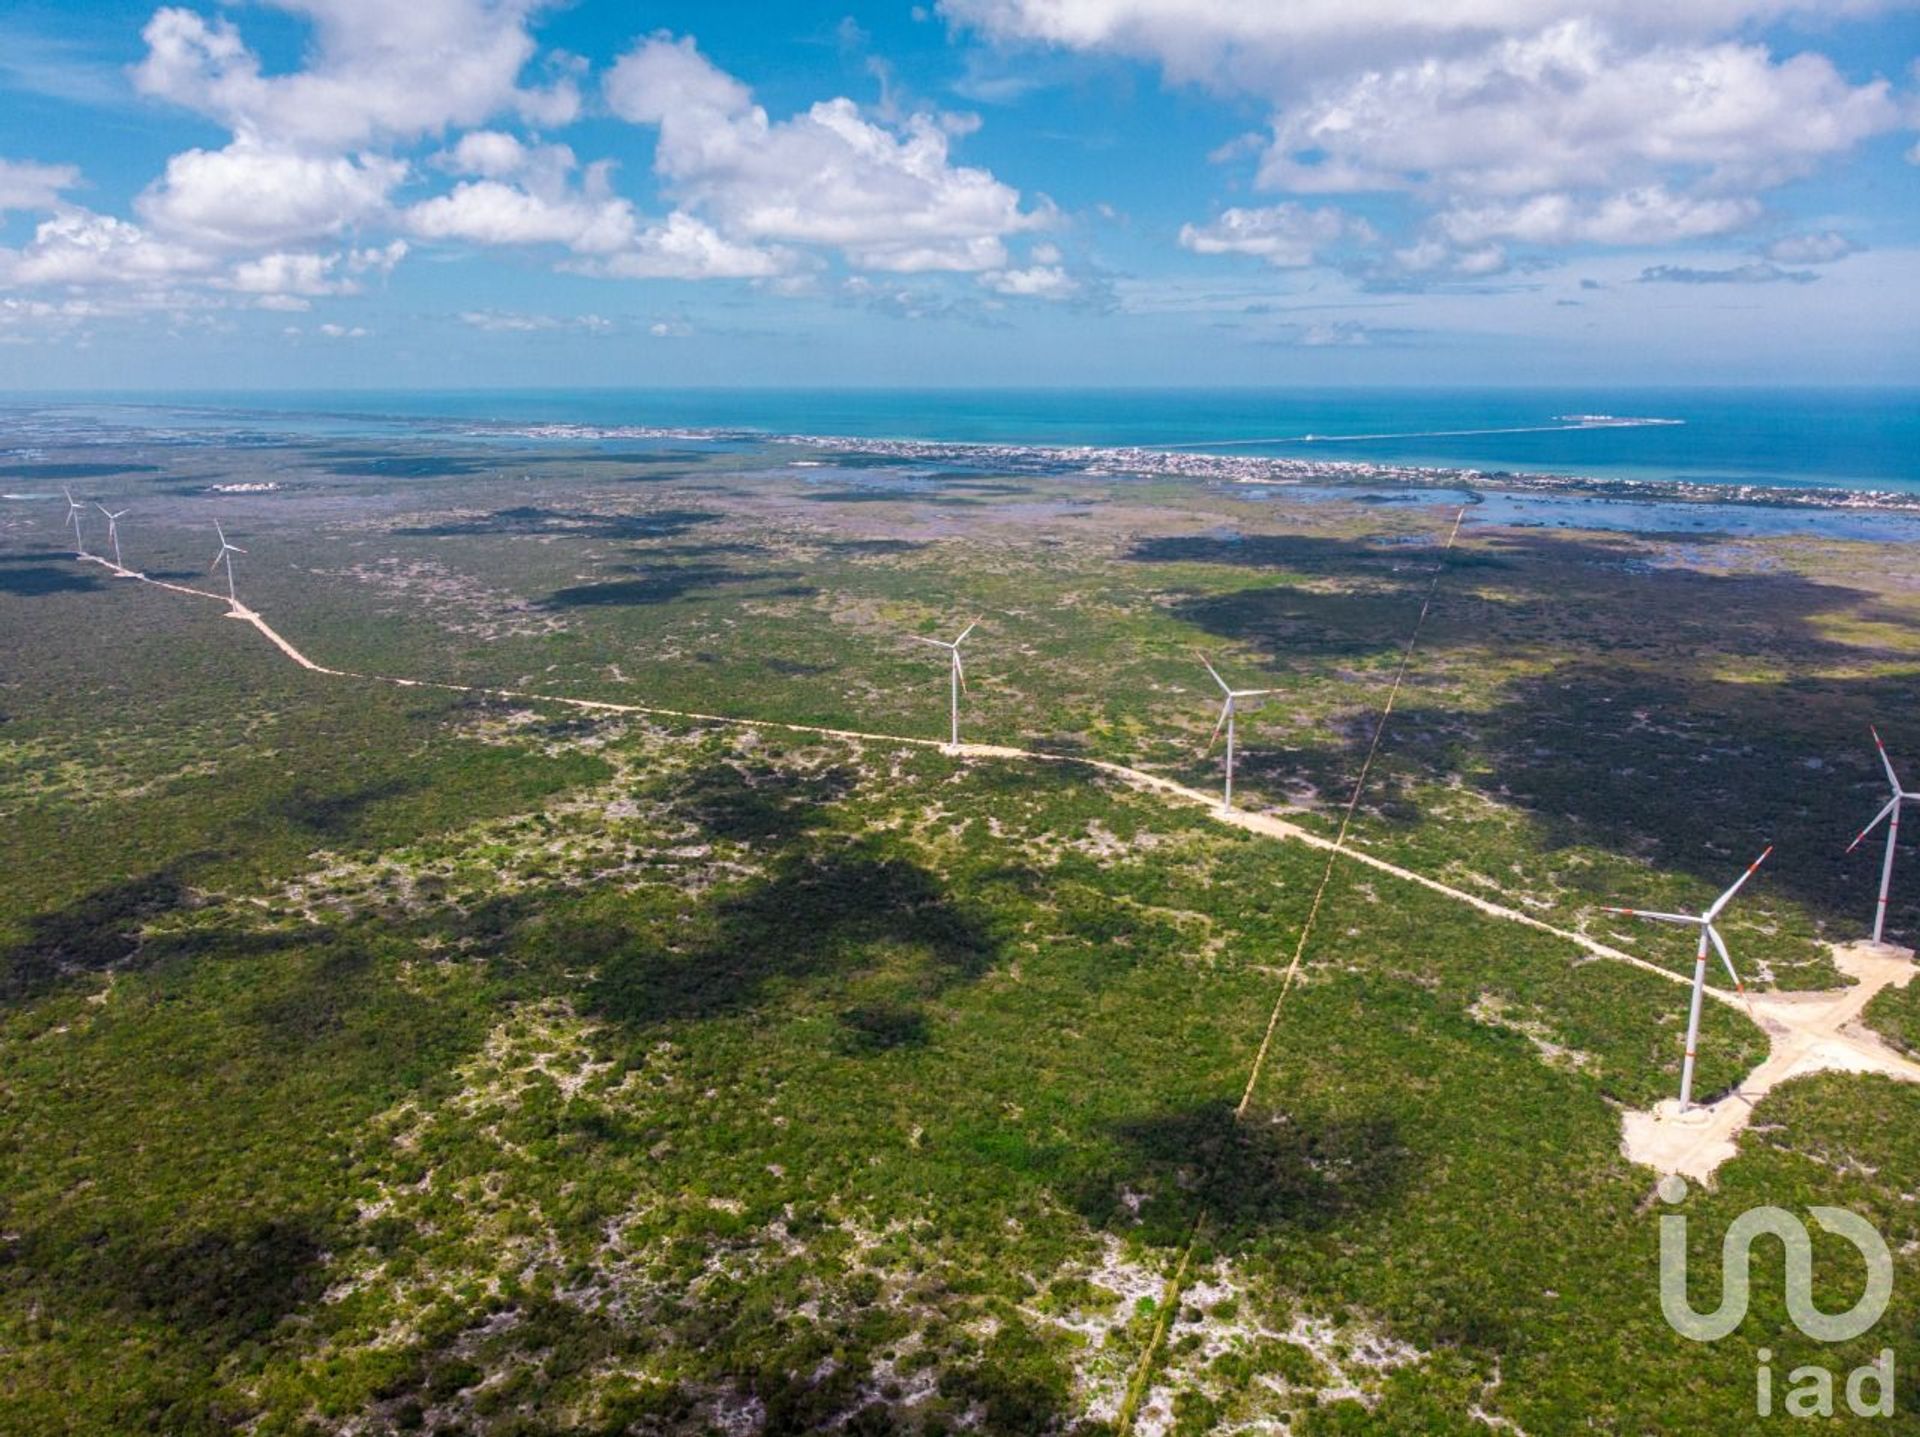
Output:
[{"xmin": 0, "ymin": 0, "xmax": 1916, "ymax": 389}]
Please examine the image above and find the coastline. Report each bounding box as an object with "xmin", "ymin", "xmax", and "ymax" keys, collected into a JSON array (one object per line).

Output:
[{"xmin": 476, "ymin": 422, "xmax": 1920, "ymax": 516}]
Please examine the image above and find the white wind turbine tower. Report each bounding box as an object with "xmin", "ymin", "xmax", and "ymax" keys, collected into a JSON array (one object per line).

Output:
[
  {"xmin": 1846, "ymin": 726, "xmax": 1918, "ymax": 946},
  {"xmin": 1197, "ymin": 651, "xmax": 1276, "ymax": 812},
  {"xmin": 1601, "ymin": 846, "xmax": 1772, "ymax": 1112},
  {"xmin": 209, "ymin": 520, "xmax": 247, "ymax": 613},
  {"xmin": 909, "ymin": 617, "xmax": 978, "ymax": 750},
  {"xmin": 97, "ymin": 505, "xmax": 132, "ymax": 575},
  {"xmin": 62, "ymin": 487, "xmax": 88, "ymax": 557}
]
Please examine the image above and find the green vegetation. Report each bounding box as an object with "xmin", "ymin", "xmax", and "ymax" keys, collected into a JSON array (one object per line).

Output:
[{"xmin": 3, "ymin": 435, "xmax": 1918, "ymax": 1432}]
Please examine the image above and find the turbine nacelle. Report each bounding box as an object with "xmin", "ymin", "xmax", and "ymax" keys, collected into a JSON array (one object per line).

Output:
[
  {"xmin": 1194, "ymin": 651, "xmax": 1278, "ymax": 809},
  {"xmin": 1848, "ymin": 726, "xmax": 1915, "ymax": 944},
  {"xmin": 1600, "ymin": 846, "xmax": 1772, "ymax": 1110},
  {"xmin": 908, "ymin": 617, "xmax": 980, "ymax": 747}
]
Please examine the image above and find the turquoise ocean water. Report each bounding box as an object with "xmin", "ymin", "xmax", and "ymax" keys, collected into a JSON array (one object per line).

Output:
[{"xmin": 7, "ymin": 388, "xmax": 1918, "ymax": 495}]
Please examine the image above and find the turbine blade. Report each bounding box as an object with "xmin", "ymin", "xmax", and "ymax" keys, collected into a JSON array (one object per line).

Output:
[
  {"xmin": 210, "ymin": 553, "xmax": 224, "ymax": 572},
  {"xmin": 954, "ymin": 617, "xmax": 980, "ymax": 646},
  {"xmin": 97, "ymin": 503, "xmax": 111, "ymax": 517},
  {"xmin": 1847, "ymin": 797, "xmax": 1899, "ymax": 854},
  {"xmin": 1193, "ymin": 650, "xmax": 1230, "ymax": 694},
  {"xmin": 1705, "ymin": 845, "xmax": 1773, "ymax": 920},
  {"xmin": 954, "ymin": 651, "xmax": 968, "ymax": 695},
  {"xmin": 1598, "ymin": 907, "xmax": 1698, "ymax": 925},
  {"xmin": 229, "ymin": 544, "xmax": 246, "ymax": 554},
  {"xmin": 1705, "ymin": 925, "xmax": 1756, "ymax": 1013},
  {"xmin": 1873, "ymin": 726, "xmax": 1904, "ymax": 794},
  {"xmin": 907, "ymin": 634, "xmax": 949, "ymax": 649},
  {"xmin": 1201, "ymin": 698, "xmax": 1231, "ymax": 758}
]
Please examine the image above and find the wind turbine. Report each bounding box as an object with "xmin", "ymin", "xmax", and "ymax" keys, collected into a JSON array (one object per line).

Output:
[
  {"xmin": 209, "ymin": 520, "xmax": 247, "ymax": 613},
  {"xmin": 1197, "ymin": 652, "xmax": 1276, "ymax": 812},
  {"xmin": 1846, "ymin": 726, "xmax": 1918, "ymax": 945},
  {"xmin": 1601, "ymin": 846, "xmax": 1772, "ymax": 1112},
  {"xmin": 62, "ymin": 487, "xmax": 88, "ymax": 557},
  {"xmin": 909, "ymin": 617, "xmax": 978, "ymax": 750},
  {"xmin": 96, "ymin": 505, "xmax": 131, "ymax": 574}
]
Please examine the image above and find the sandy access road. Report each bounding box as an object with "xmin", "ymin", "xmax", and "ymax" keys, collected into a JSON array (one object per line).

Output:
[
  {"xmin": 77, "ymin": 554, "xmax": 1920, "ymax": 1176},
  {"xmin": 1623, "ymin": 941, "xmax": 1920, "ymax": 1181}
]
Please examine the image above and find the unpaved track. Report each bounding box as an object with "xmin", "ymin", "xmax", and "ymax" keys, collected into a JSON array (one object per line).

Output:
[
  {"xmin": 75, "ymin": 553, "xmax": 1920, "ymax": 1179},
  {"xmin": 85, "ymin": 556, "xmax": 1696, "ymax": 992}
]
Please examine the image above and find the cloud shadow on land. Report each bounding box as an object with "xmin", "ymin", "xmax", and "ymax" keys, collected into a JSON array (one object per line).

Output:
[
  {"xmin": 1082, "ymin": 1100, "xmax": 1416, "ymax": 1252},
  {"xmin": 394, "ymin": 505, "xmax": 723, "ymax": 540},
  {"xmin": 1155, "ymin": 526, "xmax": 1917, "ymax": 930},
  {"xmin": 588, "ymin": 840, "xmax": 998, "ymax": 1029},
  {"xmin": 14, "ymin": 1212, "xmax": 334, "ymax": 1367},
  {"xmin": 0, "ymin": 563, "xmax": 105, "ymax": 597},
  {"xmin": 1414, "ymin": 662, "xmax": 1920, "ymax": 934},
  {"xmin": 586, "ymin": 756, "xmax": 1000, "ymax": 1035},
  {"xmin": 546, "ymin": 563, "xmax": 815, "ymax": 608},
  {"xmin": 268, "ymin": 776, "xmax": 420, "ymax": 838},
  {"xmin": 0, "ymin": 865, "xmax": 199, "ymax": 1004},
  {"xmin": 0, "ymin": 463, "xmax": 161, "ymax": 479}
]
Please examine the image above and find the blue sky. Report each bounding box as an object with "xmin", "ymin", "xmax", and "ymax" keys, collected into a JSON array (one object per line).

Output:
[{"xmin": 0, "ymin": 0, "xmax": 1915, "ymax": 388}]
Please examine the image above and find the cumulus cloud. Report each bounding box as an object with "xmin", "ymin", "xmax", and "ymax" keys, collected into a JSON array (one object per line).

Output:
[
  {"xmin": 1178, "ymin": 204, "xmax": 1377, "ymax": 267},
  {"xmin": 408, "ymin": 179, "xmax": 636, "ymax": 254},
  {"xmin": 132, "ymin": 0, "xmax": 573, "ymax": 150},
  {"xmin": 406, "ymin": 120, "xmax": 791, "ymax": 278},
  {"xmin": 605, "ymin": 34, "xmax": 1040, "ymax": 272},
  {"xmin": 940, "ymin": 1, "xmax": 1900, "ymax": 89},
  {"xmin": 567, "ymin": 212, "xmax": 791, "ymax": 280},
  {"xmin": 963, "ymin": 2, "xmax": 1903, "ymax": 271},
  {"xmin": 1762, "ymin": 230, "xmax": 1858, "ymax": 264},
  {"xmin": 1434, "ymin": 187, "xmax": 1761, "ymax": 247},
  {"xmin": 136, "ymin": 142, "xmax": 406, "ymax": 249},
  {"xmin": 1256, "ymin": 23, "xmax": 1897, "ymax": 200},
  {"xmin": 0, "ymin": 158, "xmax": 81, "ymax": 213},
  {"xmin": 1, "ymin": 208, "xmax": 215, "ymax": 287},
  {"xmin": 977, "ymin": 263, "xmax": 1079, "ymax": 298},
  {"xmin": 228, "ymin": 250, "xmax": 355, "ymax": 296}
]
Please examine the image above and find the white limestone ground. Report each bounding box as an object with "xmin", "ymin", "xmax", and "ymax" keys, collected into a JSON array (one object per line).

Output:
[{"xmin": 1620, "ymin": 941, "xmax": 1920, "ymax": 1182}]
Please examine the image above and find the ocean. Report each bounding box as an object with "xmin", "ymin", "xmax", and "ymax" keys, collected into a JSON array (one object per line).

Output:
[{"xmin": 5, "ymin": 387, "xmax": 1918, "ymax": 496}]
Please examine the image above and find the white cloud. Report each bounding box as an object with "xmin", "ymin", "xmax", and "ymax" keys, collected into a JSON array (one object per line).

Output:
[
  {"xmin": 1434, "ymin": 187, "xmax": 1761, "ymax": 246},
  {"xmin": 567, "ymin": 212, "xmax": 791, "ymax": 280},
  {"xmin": 228, "ymin": 250, "xmax": 356, "ymax": 296},
  {"xmin": 605, "ymin": 34, "xmax": 1038, "ymax": 272},
  {"xmin": 316, "ymin": 321, "xmax": 367, "ymax": 338},
  {"xmin": 940, "ymin": 1, "xmax": 1902, "ymax": 88},
  {"xmin": 978, "ymin": 263, "xmax": 1080, "ymax": 298},
  {"xmin": 137, "ymin": 142, "xmax": 406, "ymax": 249},
  {"xmin": 0, "ymin": 158, "xmax": 80, "ymax": 213},
  {"xmin": 407, "ymin": 131, "xmax": 791, "ymax": 279},
  {"xmin": 1178, "ymin": 204, "xmax": 1377, "ymax": 267},
  {"xmin": 459, "ymin": 308, "xmax": 611, "ymax": 332},
  {"xmin": 133, "ymin": 1, "xmax": 573, "ymax": 150},
  {"xmin": 1257, "ymin": 23, "xmax": 1897, "ymax": 200},
  {"xmin": 1763, "ymin": 230, "xmax": 1858, "ymax": 263},
  {"xmin": 1, "ymin": 208, "xmax": 215, "ymax": 287},
  {"xmin": 407, "ymin": 179, "xmax": 638, "ymax": 254},
  {"xmin": 958, "ymin": 3, "xmax": 1902, "ymax": 269}
]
